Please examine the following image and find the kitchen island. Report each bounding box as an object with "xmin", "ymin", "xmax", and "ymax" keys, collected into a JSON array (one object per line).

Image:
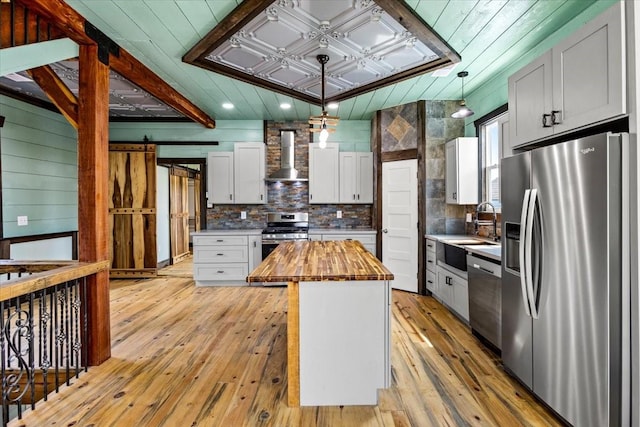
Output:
[{"xmin": 247, "ymin": 240, "xmax": 394, "ymax": 407}]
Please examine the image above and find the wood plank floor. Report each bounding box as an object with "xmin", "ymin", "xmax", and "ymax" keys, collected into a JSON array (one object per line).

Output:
[{"xmin": 9, "ymin": 263, "xmax": 562, "ymax": 426}]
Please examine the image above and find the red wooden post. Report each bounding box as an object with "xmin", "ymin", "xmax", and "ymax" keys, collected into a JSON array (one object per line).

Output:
[{"xmin": 78, "ymin": 44, "xmax": 111, "ymax": 365}]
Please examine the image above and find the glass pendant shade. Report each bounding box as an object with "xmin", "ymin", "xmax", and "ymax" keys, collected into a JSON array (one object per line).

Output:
[{"xmin": 451, "ymin": 71, "xmax": 474, "ymax": 119}]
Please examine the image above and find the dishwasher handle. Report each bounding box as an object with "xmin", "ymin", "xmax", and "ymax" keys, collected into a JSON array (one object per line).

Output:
[{"xmin": 468, "ymin": 256, "xmax": 501, "ymax": 278}]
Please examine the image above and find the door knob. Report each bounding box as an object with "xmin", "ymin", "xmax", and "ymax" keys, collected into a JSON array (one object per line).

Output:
[{"xmin": 382, "ymin": 229, "xmax": 388, "ymax": 233}]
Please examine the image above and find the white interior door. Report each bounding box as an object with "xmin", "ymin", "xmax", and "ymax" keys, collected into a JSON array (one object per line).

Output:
[{"xmin": 382, "ymin": 159, "xmax": 418, "ymax": 293}]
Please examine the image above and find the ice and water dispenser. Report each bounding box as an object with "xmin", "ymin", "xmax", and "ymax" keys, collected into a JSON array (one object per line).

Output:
[{"xmin": 504, "ymin": 222, "xmax": 520, "ymax": 274}]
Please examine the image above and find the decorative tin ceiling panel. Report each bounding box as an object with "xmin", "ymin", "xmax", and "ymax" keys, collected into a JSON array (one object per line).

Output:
[
  {"xmin": 0, "ymin": 62, "xmax": 183, "ymax": 119},
  {"xmin": 185, "ymin": 0, "xmax": 460, "ymax": 105}
]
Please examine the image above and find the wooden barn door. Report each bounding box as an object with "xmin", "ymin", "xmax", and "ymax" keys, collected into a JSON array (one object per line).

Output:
[
  {"xmin": 170, "ymin": 167, "xmax": 190, "ymax": 264},
  {"xmin": 109, "ymin": 144, "xmax": 157, "ymax": 278}
]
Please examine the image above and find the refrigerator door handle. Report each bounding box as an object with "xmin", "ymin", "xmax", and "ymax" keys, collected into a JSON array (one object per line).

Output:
[
  {"xmin": 519, "ymin": 189, "xmax": 532, "ymax": 317},
  {"xmin": 525, "ymin": 188, "xmax": 539, "ymax": 319}
]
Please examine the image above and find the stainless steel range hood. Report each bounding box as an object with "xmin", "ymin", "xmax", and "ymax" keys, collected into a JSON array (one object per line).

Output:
[{"xmin": 265, "ymin": 130, "xmax": 308, "ymax": 182}]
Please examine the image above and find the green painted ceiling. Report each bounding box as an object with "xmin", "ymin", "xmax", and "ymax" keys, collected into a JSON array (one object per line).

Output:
[{"xmin": 62, "ymin": 0, "xmax": 604, "ymax": 122}]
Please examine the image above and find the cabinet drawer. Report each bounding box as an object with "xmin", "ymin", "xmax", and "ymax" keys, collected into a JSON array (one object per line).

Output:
[
  {"xmin": 193, "ymin": 235, "xmax": 248, "ymax": 246},
  {"xmin": 426, "ymin": 250, "xmax": 436, "ymax": 272},
  {"xmin": 325, "ymin": 234, "xmax": 376, "ymax": 245},
  {"xmin": 426, "ymin": 270, "xmax": 436, "ymax": 292},
  {"xmin": 194, "ymin": 246, "xmax": 248, "ymax": 263},
  {"xmin": 426, "ymin": 238, "xmax": 436, "ymax": 253},
  {"xmin": 194, "ymin": 264, "xmax": 248, "ymax": 281}
]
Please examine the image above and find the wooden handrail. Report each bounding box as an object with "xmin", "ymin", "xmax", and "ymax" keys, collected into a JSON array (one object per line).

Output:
[{"xmin": 0, "ymin": 260, "xmax": 109, "ymax": 302}]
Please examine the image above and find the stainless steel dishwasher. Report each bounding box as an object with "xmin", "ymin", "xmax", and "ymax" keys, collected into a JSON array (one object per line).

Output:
[{"xmin": 466, "ymin": 252, "xmax": 501, "ymax": 351}]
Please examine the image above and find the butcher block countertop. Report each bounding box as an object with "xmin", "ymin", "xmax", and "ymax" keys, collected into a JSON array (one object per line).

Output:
[{"xmin": 247, "ymin": 240, "xmax": 394, "ymax": 283}]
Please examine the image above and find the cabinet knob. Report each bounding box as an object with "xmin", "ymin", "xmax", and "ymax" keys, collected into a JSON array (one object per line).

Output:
[
  {"xmin": 353, "ymin": 194, "xmax": 356, "ymax": 200},
  {"xmin": 542, "ymin": 113, "xmax": 553, "ymax": 128},
  {"xmin": 229, "ymin": 194, "xmax": 233, "ymax": 200},
  {"xmin": 551, "ymin": 110, "xmax": 562, "ymax": 125},
  {"xmin": 382, "ymin": 229, "xmax": 388, "ymax": 233}
]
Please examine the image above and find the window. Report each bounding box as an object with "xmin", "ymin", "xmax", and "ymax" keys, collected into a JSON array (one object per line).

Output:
[{"xmin": 478, "ymin": 111, "xmax": 508, "ymax": 210}]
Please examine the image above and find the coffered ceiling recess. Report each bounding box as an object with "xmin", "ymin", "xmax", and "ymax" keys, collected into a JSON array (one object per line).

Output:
[{"xmin": 183, "ymin": 0, "xmax": 460, "ymax": 105}]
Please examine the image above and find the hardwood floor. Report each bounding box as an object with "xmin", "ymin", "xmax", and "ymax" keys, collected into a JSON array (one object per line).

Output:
[{"xmin": 9, "ymin": 264, "xmax": 562, "ymax": 427}]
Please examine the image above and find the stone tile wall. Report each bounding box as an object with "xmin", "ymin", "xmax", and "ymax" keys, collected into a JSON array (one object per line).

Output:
[{"xmin": 424, "ymin": 100, "xmax": 475, "ymax": 235}]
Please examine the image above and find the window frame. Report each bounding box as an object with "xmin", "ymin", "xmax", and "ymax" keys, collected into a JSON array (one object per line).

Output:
[{"xmin": 474, "ymin": 104, "xmax": 508, "ymax": 212}]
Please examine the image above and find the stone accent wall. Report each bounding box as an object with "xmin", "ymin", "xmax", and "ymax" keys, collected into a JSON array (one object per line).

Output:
[
  {"xmin": 206, "ymin": 121, "xmax": 373, "ymax": 229},
  {"xmin": 380, "ymin": 103, "xmax": 418, "ymax": 151},
  {"xmin": 424, "ymin": 100, "xmax": 470, "ymax": 235}
]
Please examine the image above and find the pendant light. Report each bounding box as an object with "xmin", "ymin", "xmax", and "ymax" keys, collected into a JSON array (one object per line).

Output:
[
  {"xmin": 309, "ymin": 54, "xmax": 339, "ymax": 148},
  {"xmin": 451, "ymin": 71, "xmax": 474, "ymax": 119}
]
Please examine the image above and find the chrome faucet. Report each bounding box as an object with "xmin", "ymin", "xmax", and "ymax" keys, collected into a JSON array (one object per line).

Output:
[{"xmin": 475, "ymin": 201, "xmax": 499, "ymax": 241}]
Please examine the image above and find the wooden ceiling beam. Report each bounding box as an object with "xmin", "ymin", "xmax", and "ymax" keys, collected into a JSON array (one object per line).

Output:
[
  {"xmin": 0, "ymin": 2, "xmax": 65, "ymax": 48},
  {"xmin": 15, "ymin": 0, "xmax": 216, "ymax": 129},
  {"xmin": 27, "ymin": 65, "xmax": 79, "ymax": 128},
  {"xmin": 110, "ymin": 50, "xmax": 215, "ymax": 129}
]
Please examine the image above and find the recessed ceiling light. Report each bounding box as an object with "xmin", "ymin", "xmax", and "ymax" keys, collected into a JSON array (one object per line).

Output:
[
  {"xmin": 280, "ymin": 102, "xmax": 291, "ymax": 110},
  {"xmin": 327, "ymin": 102, "xmax": 339, "ymax": 110},
  {"xmin": 222, "ymin": 102, "xmax": 234, "ymax": 109}
]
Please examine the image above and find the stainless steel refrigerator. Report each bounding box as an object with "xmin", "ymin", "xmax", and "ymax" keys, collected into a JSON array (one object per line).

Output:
[{"xmin": 501, "ymin": 132, "xmax": 630, "ymax": 427}]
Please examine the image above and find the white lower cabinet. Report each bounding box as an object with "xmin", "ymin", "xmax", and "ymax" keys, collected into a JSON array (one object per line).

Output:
[
  {"xmin": 193, "ymin": 233, "xmax": 260, "ymax": 286},
  {"xmin": 435, "ymin": 265, "xmax": 469, "ymax": 322}
]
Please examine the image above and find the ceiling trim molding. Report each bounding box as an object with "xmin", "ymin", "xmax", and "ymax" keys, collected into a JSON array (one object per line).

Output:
[
  {"xmin": 0, "ymin": 86, "xmax": 60, "ymax": 113},
  {"xmin": 183, "ymin": 0, "xmax": 461, "ymax": 106}
]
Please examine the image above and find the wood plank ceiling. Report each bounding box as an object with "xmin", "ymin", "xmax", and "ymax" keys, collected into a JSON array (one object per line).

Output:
[{"xmin": 2, "ymin": 0, "xmax": 600, "ymax": 123}]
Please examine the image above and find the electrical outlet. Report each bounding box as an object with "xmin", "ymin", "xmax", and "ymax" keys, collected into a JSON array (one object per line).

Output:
[
  {"xmin": 240, "ymin": 211, "xmax": 247, "ymax": 219},
  {"xmin": 17, "ymin": 215, "xmax": 28, "ymax": 226},
  {"xmin": 336, "ymin": 210, "xmax": 342, "ymax": 219}
]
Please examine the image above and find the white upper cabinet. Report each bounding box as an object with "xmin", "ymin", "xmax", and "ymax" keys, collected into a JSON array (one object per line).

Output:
[
  {"xmin": 309, "ymin": 143, "xmax": 340, "ymax": 204},
  {"xmin": 339, "ymin": 152, "xmax": 373, "ymax": 204},
  {"xmin": 508, "ymin": 1, "xmax": 625, "ymax": 148},
  {"xmin": 207, "ymin": 152, "xmax": 234, "ymax": 204},
  {"xmin": 207, "ymin": 143, "xmax": 266, "ymax": 205},
  {"xmin": 234, "ymin": 143, "xmax": 266, "ymax": 204},
  {"xmin": 508, "ymin": 52, "xmax": 554, "ymax": 148},
  {"xmin": 445, "ymin": 137, "xmax": 478, "ymax": 205}
]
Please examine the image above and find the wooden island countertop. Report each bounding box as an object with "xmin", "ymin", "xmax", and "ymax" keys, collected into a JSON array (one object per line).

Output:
[
  {"xmin": 246, "ymin": 240, "xmax": 394, "ymax": 283},
  {"xmin": 247, "ymin": 240, "xmax": 394, "ymax": 407}
]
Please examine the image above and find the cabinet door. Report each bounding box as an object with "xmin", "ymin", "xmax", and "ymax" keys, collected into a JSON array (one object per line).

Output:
[
  {"xmin": 445, "ymin": 141, "xmax": 458, "ymax": 204},
  {"xmin": 339, "ymin": 152, "xmax": 357, "ymax": 203},
  {"xmin": 248, "ymin": 235, "xmax": 262, "ymax": 272},
  {"xmin": 451, "ymin": 275, "xmax": 469, "ymax": 322},
  {"xmin": 445, "ymin": 138, "xmax": 477, "ymax": 205},
  {"xmin": 508, "ymin": 51, "xmax": 553, "ymax": 148},
  {"xmin": 309, "ymin": 143, "xmax": 339, "ymax": 204},
  {"xmin": 552, "ymin": 1, "xmax": 624, "ymax": 134},
  {"xmin": 234, "ymin": 143, "xmax": 266, "ymax": 204},
  {"xmin": 435, "ymin": 268, "xmax": 451, "ymax": 303},
  {"xmin": 356, "ymin": 153, "xmax": 374, "ymax": 204},
  {"xmin": 207, "ymin": 152, "xmax": 234, "ymax": 204}
]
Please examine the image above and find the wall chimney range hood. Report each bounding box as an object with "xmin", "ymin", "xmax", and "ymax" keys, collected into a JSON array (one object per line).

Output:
[{"xmin": 266, "ymin": 130, "xmax": 308, "ymax": 182}]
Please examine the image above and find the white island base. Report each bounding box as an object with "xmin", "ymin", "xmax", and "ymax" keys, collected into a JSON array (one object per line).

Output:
[{"xmin": 297, "ymin": 280, "xmax": 391, "ymax": 406}]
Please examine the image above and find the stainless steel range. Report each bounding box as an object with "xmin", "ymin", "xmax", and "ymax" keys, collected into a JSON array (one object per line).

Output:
[{"xmin": 261, "ymin": 212, "xmax": 309, "ymax": 260}]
